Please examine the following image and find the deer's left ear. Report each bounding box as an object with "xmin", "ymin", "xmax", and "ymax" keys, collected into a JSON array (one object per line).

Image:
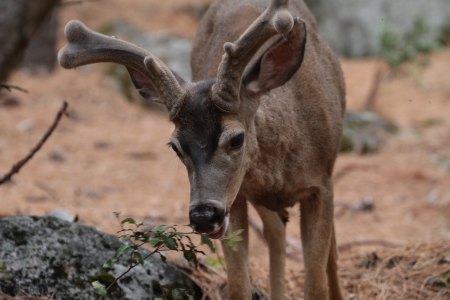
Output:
[{"xmin": 242, "ymin": 18, "xmax": 307, "ymax": 93}]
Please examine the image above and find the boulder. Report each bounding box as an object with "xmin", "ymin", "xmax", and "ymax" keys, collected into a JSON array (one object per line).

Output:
[
  {"xmin": 340, "ymin": 110, "xmax": 398, "ymax": 154},
  {"xmin": 0, "ymin": 216, "xmax": 200, "ymax": 299},
  {"xmin": 305, "ymin": 0, "xmax": 450, "ymax": 56}
]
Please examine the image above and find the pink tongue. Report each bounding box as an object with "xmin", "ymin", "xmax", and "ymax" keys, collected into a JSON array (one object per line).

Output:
[{"xmin": 207, "ymin": 224, "xmax": 225, "ymax": 239}]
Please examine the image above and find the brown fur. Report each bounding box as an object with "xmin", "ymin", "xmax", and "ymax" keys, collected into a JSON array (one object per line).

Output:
[
  {"xmin": 191, "ymin": 1, "xmax": 346, "ymax": 299},
  {"xmin": 58, "ymin": 0, "xmax": 346, "ymax": 298}
]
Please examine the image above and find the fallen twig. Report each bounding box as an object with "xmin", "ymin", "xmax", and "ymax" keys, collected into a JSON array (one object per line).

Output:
[
  {"xmin": 0, "ymin": 84, "xmax": 28, "ymax": 94},
  {"xmin": 338, "ymin": 239, "xmax": 401, "ymax": 252},
  {"xmin": 0, "ymin": 101, "xmax": 68, "ymax": 185}
]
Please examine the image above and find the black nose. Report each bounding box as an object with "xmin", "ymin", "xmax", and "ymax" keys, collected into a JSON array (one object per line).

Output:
[{"xmin": 189, "ymin": 204, "xmax": 225, "ymax": 233}]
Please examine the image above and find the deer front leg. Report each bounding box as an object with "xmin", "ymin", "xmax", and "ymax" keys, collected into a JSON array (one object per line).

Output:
[
  {"xmin": 300, "ymin": 187, "xmax": 334, "ymax": 300},
  {"xmin": 253, "ymin": 204, "xmax": 286, "ymax": 300},
  {"xmin": 327, "ymin": 224, "xmax": 346, "ymax": 300},
  {"xmin": 221, "ymin": 195, "xmax": 251, "ymax": 300}
]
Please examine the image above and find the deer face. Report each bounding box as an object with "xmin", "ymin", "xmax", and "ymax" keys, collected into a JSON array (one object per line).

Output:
[
  {"xmin": 167, "ymin": 81, "xmax": 253, "ymax": 238},
  {"xmin": 58, "ymin": 5, "xmax": 306, "ymax": 238}
]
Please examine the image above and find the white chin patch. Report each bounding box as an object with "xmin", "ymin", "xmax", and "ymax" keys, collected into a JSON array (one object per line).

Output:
[{"xmin": 223, "ymin": 215, "xmax": 230, "ymax": 233}]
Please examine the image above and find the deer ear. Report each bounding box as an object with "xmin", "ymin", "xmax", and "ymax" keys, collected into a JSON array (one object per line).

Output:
[
  {"xmin": 126, "ymin": 67, "xmax": 186, "ymax": 104},
  {"xmin": 242, "ymin": 18, "xmax": 307, "ymax": 93}
]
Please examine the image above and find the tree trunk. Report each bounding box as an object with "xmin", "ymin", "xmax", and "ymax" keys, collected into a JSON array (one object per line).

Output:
[
  {"xmin": 0, "ymin": 0, "xmax": 59, "ymax": 83},
  {"xmin": 20, "ymin": 9, "xmax": 58, "ymax": 75}
]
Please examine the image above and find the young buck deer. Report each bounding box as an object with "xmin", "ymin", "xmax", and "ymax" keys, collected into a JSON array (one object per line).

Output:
[{"xmin": 59, "ymin": 0, "xmax": 346, "ymax": 299}]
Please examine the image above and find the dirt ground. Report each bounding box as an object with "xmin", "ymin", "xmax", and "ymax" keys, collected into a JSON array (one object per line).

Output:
[{"xmin": 1, "ymin": 0, "xmax": 449, "ymax": 299}]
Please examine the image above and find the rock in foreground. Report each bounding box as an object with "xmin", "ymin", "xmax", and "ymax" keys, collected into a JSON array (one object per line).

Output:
[{"xmin": 0, "ymin": 216, "xmax": 199, "ymax": 300}]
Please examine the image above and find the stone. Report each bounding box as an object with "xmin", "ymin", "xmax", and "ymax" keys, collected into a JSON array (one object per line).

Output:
[
  {"xmin": 340, "ymin": 110, "xmax": 398, "ymax": 154},
  {"xmin": 305, "ymin": 0, "xmax": 450, "ymax": 57},
  {"xmin": 0, "ymin": 216, "xmax": 200, "ymax": 299}
]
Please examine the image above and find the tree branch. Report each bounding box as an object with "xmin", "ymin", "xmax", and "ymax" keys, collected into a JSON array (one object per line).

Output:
[
  {"xmin": 0, "ymin": 84, "xmax": 28, "ymax": 94},
  {"xmin": 0, "ymin": 101, "xmax": 68, "ymax": 185},
  {"xmin": 338, "ymin": 239, "xmax": 401, "ymax": 252}
]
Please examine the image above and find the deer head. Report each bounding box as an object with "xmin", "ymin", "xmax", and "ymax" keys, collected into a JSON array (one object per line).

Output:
[{"xmin": 58, "ymin": 0, "xmax": 307, "ymax": 238}]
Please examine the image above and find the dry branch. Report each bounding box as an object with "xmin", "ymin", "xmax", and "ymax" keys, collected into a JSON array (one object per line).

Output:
[
  {"xmin": 0, "ymin": 101, "xmax": 68, "ymax": 185},
  {"xmin": 363, "ymin": 62, "xmax": 384, "ymax": 111},
  {"xmin": 0, "ymin": 84, "xmax": 28, "ymax": 94},
  {"xmin": 338, "ymin": 239, "xmax": 401, "ymax": 252}
]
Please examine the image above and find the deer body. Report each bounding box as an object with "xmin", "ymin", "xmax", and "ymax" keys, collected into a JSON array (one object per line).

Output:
[
  {"xmin": 59, "ymin": 0, "xmax": 346, "ymax": 299},
  {"xmin": 193, "ymin": 0, "xmax": 345, "ymax": 210}
]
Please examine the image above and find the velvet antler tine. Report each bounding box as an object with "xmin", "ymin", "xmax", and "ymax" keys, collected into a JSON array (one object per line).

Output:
[
  {"xmin": 143, "ymin": 55, "xmax": 187, "ymax": 119},
  {"xmin": 211, "ymin": 0, "xmax": 294, "ymax": 112},
  {"xmin": 58, "ymin": 20, "xmax": 186, "ymax": 117}
]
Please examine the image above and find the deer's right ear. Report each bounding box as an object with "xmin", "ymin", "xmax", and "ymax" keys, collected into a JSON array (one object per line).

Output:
[
  {"xmin": 242, "ymin": 18, "xmax": 307, "ymax": 93},
  {"xmin": 126, "ymin": 67, "xmax": 186, "ymax": 105}
]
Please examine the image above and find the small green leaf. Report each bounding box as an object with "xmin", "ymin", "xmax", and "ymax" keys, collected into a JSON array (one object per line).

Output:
[
  {"xmin": 134, "ymin": 231, "xmax": 150, "ymax": 242},
  {"xmin": 172, "ymin": 289, "xmax": 182, "ymax": 300},
  {"xmin": 149, "ymin": 237, "xmax": 163, "ymax": 247},
  {"xmin": 113, "ymin": 211, "xmax": 121, "ymax": 217},
  {"xmin": 221, "ymin": 226, "xmax": 244, "ymax": 251},
  {"xmin": 162, "ymin": 235, "xmax": 177, "ymax": 250},
  {"xmin": 152, "ymin": 224, "xmax": 167, "ymax": 234},
  {"xmin": 183, "ymin": 250, "xmax": 195, "ymax": 262},
  {"xmin": 200, "ymin": 234, "xmax": 215, "ymax": 252},
  {"xmin": 187, "ymin": 294, "xmax": 194, "ymax": 300},
  {"xmin": 103, "ymin": 259, "xmax": 114, "ymax": 269},
  {"xmin": 113, "ymin": 245, "xmax": 133, "ymax": 260},
  {"xmin": 133, "ymin": 252, "xmax": 144, "ymax": 265},
  {"xmin": 206, "ymin": 256, "xmax": 225, "ymax": 267},
  {"xmin": 121, "ymin": 217, "xmax": 136, "ymax": 225},
  {"xmin": 159, "ymin": 253, "xmax": 167, "ymax": 263},
  {"xmin": 183, "ymin": 250, "xmax": 198, "ymax": 268},
  {"xmin": 92, "ymin": 281, "xmax": 106, "ymax": 296}
]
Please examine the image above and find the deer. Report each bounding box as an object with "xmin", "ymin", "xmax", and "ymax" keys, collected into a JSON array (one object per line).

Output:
[{"xmin": 58, "ymin": 0, "xmax": 346, "ymax": 299}]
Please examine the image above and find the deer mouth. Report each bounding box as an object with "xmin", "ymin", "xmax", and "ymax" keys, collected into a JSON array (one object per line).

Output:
[
  {"xmin": 205, "ymin": 215, "xmax": 229, "ymax": 239},
  {"xmin": 206, "ymin": 224, "xmax": 225, "ymax": 239}
]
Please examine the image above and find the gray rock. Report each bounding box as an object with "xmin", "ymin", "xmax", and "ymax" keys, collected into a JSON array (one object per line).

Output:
[
  {"xmin": 16, "ymin": 118, "xmax": 35, "ymax": 132},
  {"xmin": 0, "ymin": 216, "xmax": 200, "ymax": 300},
  {"xmin": 47, "ymin": 148, "xmax": 67, "ymax": 163},
  {"xmin": 305, "ymin": 0, "xmax": 450, "ymax": 56},
  {"xmin": 46, "ymin": 208, "xmax": 77, "ymax": 223},
  {"xmin": 340, "ymin": 110, "xmax": 398, "ymax": 154}
]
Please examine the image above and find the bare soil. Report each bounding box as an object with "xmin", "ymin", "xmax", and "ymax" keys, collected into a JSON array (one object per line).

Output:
[{"xmin": 1, "ymin": 1, "xmax": 449, "ymax": 299}]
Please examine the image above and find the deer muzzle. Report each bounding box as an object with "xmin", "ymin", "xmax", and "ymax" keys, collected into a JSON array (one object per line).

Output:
[{"xmin": 189, "ymin": 204, "xmax": 227, "ymax": 238}]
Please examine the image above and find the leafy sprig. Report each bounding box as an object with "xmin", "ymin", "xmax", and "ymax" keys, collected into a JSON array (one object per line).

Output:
[{"xmin": 92, "ymin": 212, "xmax": 217, "ymax": 300}]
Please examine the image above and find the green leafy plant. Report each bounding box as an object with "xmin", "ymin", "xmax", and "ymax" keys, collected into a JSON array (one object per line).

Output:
[
  {"xmin": 92, "ymin": 212, "xmax": 218, "ymax": 300},
  {"xmin": 379, "ymin": 17, "xmax": 442, "ymax": 70},
  {"xmin": 92, "ymin": 212, "xmax": 246, "ymax": 299},
  {"xmin": 220, "ymin": 225, "xmax": 244, "ymax": 251}
]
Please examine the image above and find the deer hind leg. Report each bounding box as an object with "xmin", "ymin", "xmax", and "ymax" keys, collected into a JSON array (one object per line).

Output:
[
  {"xmin": 327, "ymin": 223, "xmax": 346, "ymax": 300},
  {"xmin": 300, "ymin": 186, "xmax": 335, "ymax": 300},
  {"xmin": 253, "ymin": 204, "xmax": 287, "ymax": 300},
  {"xmin": 221, "ymin": 195, "xmax": 251, "ymax": 300}
]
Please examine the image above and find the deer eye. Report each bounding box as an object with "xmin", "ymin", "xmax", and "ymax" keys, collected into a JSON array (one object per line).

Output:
[
  {"xmin": 230, "ymin": 133, "xmax": 244, "ymax": 148},
  {"xmin": 168, "ymin": 142, "xmax": 182, "ymax": 157}
]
